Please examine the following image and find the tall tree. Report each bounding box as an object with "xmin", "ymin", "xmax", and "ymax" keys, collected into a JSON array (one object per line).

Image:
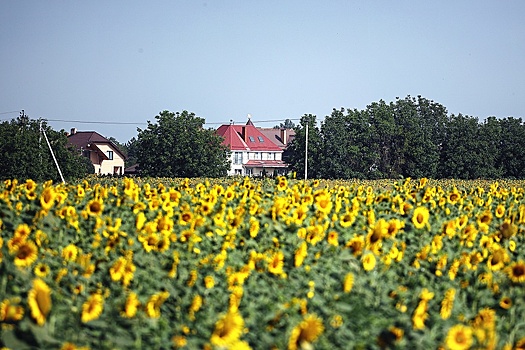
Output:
[
  {"xmin": 0, "ymin": 116, "xmax": 93, "ymax": 182},
  {"xmin": 392, "ymin": 96, "xmax": 443, "ymax": 178},
  {"xmin": 367, "ymin": 100, "xmax": 401, "ymax": 178},
  {"xmin": 286, "ymin": 114, "xmax": 323, "ymax": 179},
  {"xmin": 320, "ymin": 108, "xmax": 379, "ymax": 179},
  {"xmin": 497, "ymin": 117, "xmax": 525, "ymax": 178},
  {"xmin": 135, "ymin": 110, "xmax": 230, "ymax": 178}
]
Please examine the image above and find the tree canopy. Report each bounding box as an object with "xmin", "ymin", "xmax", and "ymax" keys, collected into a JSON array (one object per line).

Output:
[
  {"xmin": 285, "ymin": 95, "xmax": 525, "ymax": 180},
  {"xmin": 135, "ymin": 110, "xmax": 230, "ymax": 178},
  {"xmin": 0, "ymin": 116, "xmax": 93, "ymax": 182}
]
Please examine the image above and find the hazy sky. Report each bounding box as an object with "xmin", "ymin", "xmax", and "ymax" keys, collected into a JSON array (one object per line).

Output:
[{"xmin": 1, "ymin": 1, "xmax": 524, "ymax": 143}]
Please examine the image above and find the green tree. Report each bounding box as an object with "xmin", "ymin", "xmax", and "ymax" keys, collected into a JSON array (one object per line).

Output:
[
  {"xmin": 135, "ymin": 110, "xmax": 230, "ymax": 178},
  {"xmin": 123, "ymin": 137, "xmax": 139, "ymax": 169},
  {"xmin": 273, "ymin": 119, "xmax": 296, "ymax": 129},
  {"xmin": 391, "ymin": 96, "xmax": 444, "ymax": 178},
  {"xmin": 367, "ymin": 100, "xmax": 401, "ymax": 178},
  {"xmin": 497, "ymin": 117, "xmax": 525, "ymax": 178},
  {"xmin": 320, "ymin": 108, "xmax": 379, "ymax": 179},
  {"xmin": 0, "ymin": 116, "xmax": 93, "ymax": 182},
  {"xmin": 286, "ymin": 114, "xmax": 323, "ymax": 179}
]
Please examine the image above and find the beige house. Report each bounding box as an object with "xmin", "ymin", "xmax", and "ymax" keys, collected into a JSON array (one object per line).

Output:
[{"xmin": 67, "ymin": 128, "xmax": 125, "ymax": 175}]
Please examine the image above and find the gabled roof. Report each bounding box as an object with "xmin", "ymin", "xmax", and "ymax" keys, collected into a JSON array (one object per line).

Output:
[
  {"xmin": 68, "ymin": 131, "xmax": 126, "ymax": 159},
  {"xmin": 217, "ymin": 119, "xmax": 282, "ymax": 152},
  {"xmin": 258, "ymin": 128, "xmax": 295, "ymax": 149}
]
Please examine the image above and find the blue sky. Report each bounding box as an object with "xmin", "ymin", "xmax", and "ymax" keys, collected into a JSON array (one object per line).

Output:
[{"xmin": 1, "ymin": 1, "xmax": 524, "ymax": 143}]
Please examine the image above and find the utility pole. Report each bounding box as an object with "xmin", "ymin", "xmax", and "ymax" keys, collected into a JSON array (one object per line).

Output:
[
  {"xmin": 304, "ymin": 122, "xmax": 308, "ymax": 180},
  {"xmin": 40, "ymin": 120, "xmax": 66, "ymax": 184}
]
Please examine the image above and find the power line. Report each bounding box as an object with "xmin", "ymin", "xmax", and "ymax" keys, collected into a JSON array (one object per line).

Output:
[
  {"xmin": 2, "ymin": 112, "xmax": 301, "ymax": 127},
  {"xmin": 45, "ymin": 118, "xmax": 147, "ymax": 125},
  {"xmin": 0, "ymin": 110, "xmax": 20, "ymax": 115}
]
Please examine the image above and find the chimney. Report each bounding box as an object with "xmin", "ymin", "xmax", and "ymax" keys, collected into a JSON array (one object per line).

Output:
[
  {"xmin": 241, "ymin": 126, "xmax": 246, "ymax": 141},
  {"xmin": 280, "ymin": 128, "xmax": 287, "ymax": 145},
  {"xmin": 71, "ymin": 127, "xmax": 77, "ymax": 135}
]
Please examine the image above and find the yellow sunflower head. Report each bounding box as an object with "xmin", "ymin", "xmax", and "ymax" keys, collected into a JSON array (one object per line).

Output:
[
  {"xmin": 445, "ymin": 324, "xmax": 473, "ymax": 350},
  {"xmin": 28, "ymin": 279, "xmax": 52, "ymax": 326},
  {"xmin": 412, "ymin": 206, "xmax": 430, "ymax": 229}
]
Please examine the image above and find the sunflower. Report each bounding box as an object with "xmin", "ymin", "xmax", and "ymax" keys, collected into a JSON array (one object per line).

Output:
[
  {"xmin": 81, "ymin": 293, "xmax": 104, "ymax": 323},
  {"xmin": 288, "ymin": 314, "xmax": 324, "ymax": 350},
  {"xmin": 14, "ymin": 223, "xmax": 32, "ymax": 239},
  {"xmin": 62, "ymin": 244, "xmax": 78, "ymax": 262},
  {"xmin": 109, "ymin": 256, "xmax": 127, "ymax": 282},
  {"xmin": 121, "ymin": 292, "xmax": 140, "ymax": 318},
  {"xmin": 339, "ymin": 211, "xmax": 356, "ymax": 228},
  {"xmin": 412, "ymin": 206, "xmax": 430, "ymax": 229},
  {"xmin": 495, "ymin": 204, "xmax": 506, "ymax": 218},
  {"xmin": 34, "ymin": 263, "xmax": 50, "ymax": 277},
  {"xmin": 210, "ymin": 309, "xmax": 245, "ymax": 347},
  {"xmin": 28, "ymin": 279, "xmax": 52, "ymax": 326},
  {"xmin": 506, "ymin": 261, "xmax": 525, "ymax": 283},
  {"xmin": 249, "ymin": 217, "xmax": 260, "ymax": 238},
  {"xmin": 499, "ymin": 296, "xmax": 512, "ymax": 310},
  {"xmin": 189, "ymin": 295, "xmax": 203, "ymax": 321},
  {"xmin": 499, "ymin": 220, "xmax": 517, "ymax": 239},
  {"xmin": 476, "ymin": 210, "xmax": 492, "ymax": 232},
  {"xmin": 327, "ymin": 231, "xmax": 339, "ymax": 247},
  {"xmin": 343, "ymin": 273, "xmax": 354, "ymax": 293},
  {"xmin": 14, "ymin": 240, "xmax": 38, "ymax": 268},
  {"xmin": 440, "ymin": 288, "xmax": 456, "ymax": 320},
  {"xmin": 445, "ymin": 324, "xmax": 473, "ymax": 350},
  {"xmin": 487, "ymin": 248, "xmax": 509, "ymax": 271},
  {"xmin": 85, "ymin": 199, "xmax": 104, "ymax": 216},
  {"xmin": 145, "ymin": 291, "xmax": 169, "ymax": 318},
  {"xmin": 40, "ymin": 186, "xmax": 56, "ymax": 211},
  {"xmin": 268, "ymin": 251, "xmax": 285, "ymax": 275},
  {"xmin": 294, "ymin": 241, "xmax": 308, "ymax": 268},
  {"xmin": 362, "ymin": 252, "xmax": 376, "ymax": 272},
  {"xmin": 0, "ymin": 297, "xmax": 24, "ymax": 322},
  {"xmin": 346, "ymin": 235, "xmax": 365, "ymax": 256}
]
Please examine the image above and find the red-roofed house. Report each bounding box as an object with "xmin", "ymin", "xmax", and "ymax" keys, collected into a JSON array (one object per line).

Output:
[
  {"xmin": 216, "ymin": 118, "xmax": 291, "ymax": 176},
  {"xmin": 67, "ymin": 128, "xmax": 126, "ymax": 175}
]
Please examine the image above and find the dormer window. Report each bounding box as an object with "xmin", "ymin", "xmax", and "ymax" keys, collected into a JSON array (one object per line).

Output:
[
  {"xmin": 249, "ymin": 136, "xmax": 255, "ymax": 142},
  {"xmin": 258, "ymin": 136, "xmax": 264, "ymax": 142}
]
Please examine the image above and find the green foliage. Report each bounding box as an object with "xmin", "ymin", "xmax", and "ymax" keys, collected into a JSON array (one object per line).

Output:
[
  {"xmin": 135, "ymin": 110, "xmax": 230, "ymax": 178},
  {"xmin": 0, "ymin": 116, "xmax": 93, "ymax": 182},
  {"xmin": 285, "ymin": 95, "xmax": 522, "ymax": 180},
  {"xmin": 320, "ymin": 108, "xmax": 380, "ymax": 179},
  {"xmin": 273, "ymin": 118, "xmax": 296, "ymax": 129},
  {"xmin": 286, "ymin": 114, "xmax": 323, "ymax": 179},
  {"xmin": 497, "ymin": 117, "xmax": 525, "ymax": 179}
]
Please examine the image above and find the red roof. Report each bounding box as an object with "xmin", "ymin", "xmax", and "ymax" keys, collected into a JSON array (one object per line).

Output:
[{"xmin": 216, "ymin": 120, "xmax": 282, "ymax": 152}]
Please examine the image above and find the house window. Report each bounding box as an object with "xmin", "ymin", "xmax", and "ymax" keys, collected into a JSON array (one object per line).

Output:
[
  {"xmin": 254, "ymin": 152, "xmax": 260, "ymax": 160},
  {"xmin": 249, "ymin": 136, "xmax": 255, "ymax": 142},
  {"xmin": 235, "ymin": 169, "xmax": 242, "ymax": 175},
  {"xmin": 234, "ymin": 152, "xmax": 243, "ymax": 164},
  {"xmin": 258, "ymin": 136, "xmax": 264, "ymax": 142},
  {"xmin": 245, "ymin": 168, "xmax": 253, "ymax": 175},
  {"xmin": 268, "ymin": 153, "xmax": 274, "ymax": 160},
  {"xmin": 107, "ymin": 151, "xmax": 114, "ymax": 160}
]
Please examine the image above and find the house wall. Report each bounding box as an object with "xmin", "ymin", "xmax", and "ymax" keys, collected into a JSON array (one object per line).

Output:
[{"xmin": 95, "ymin": 144, "xmax": 125, "ymax": 175}]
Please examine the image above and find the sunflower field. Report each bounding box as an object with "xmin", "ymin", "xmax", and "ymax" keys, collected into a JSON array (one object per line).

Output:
[{"xmin": 1, "ymin": 176, "xmax": 525, "ymax": 350}]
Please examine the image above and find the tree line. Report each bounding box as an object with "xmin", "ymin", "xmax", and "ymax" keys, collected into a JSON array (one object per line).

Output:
[
  {"xmin": 287, "ymin": 95, "xmax": 525, "ymax": 180},
  {"xmin": 2, "ymin": 96, "xmax": 525, "ymax": 181},
  {"xmin": 0, "ymin": 115, "xmax": 93, "ymax": 182}
]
